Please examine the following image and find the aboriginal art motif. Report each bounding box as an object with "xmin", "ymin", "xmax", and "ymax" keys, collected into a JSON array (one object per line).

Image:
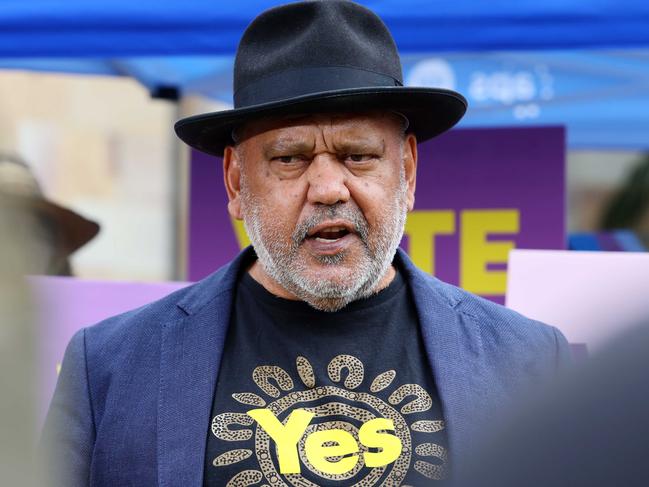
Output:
[{"xmin": 209, "ymin": 354, "xmax": 447, "ymax": 486}]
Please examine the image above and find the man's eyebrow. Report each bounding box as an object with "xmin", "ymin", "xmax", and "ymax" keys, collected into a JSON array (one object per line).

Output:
[
  {"xmin": 263, "ymin": 139, "xmax": 315, "ymax": 156},
  {"xmin": 333, "ymin": 137, "xmax": 385, "ymax": 154}
]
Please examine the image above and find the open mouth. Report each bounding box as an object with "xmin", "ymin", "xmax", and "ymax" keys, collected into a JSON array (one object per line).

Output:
[
  {"xmin": 302, "ymin": 221, "xmax": 358, "ymax": 255},
  {"xmin": 309, "ymin": 226, "xmax": 351, "ymax": 242}
]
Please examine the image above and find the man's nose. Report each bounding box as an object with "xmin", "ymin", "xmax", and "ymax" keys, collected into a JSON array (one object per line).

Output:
[{"xmin": 306, "ymin": 153, "xmax": 351, "ymax": 206}]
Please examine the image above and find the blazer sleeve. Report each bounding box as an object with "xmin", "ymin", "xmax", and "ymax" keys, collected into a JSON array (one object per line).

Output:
[{"xmin": 41, "ymin": 328, "xmax": 96, "ymax": 486}]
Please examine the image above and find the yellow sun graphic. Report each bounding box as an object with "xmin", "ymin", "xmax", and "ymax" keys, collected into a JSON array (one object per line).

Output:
[{"xmin": 210, "ymin": 354, "xmax": 447, "ymax": 486}]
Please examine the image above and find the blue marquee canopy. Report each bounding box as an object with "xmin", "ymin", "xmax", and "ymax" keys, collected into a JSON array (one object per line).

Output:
[
  {"xmin": 2, "ymin": 0, "xmax": 649, "ymax": 56},
  {"xmin": 2, "ymin": 0, "xmax": 649, "ymax": 148}
]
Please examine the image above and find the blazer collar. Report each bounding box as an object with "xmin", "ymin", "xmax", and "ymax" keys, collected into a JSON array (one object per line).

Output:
[{"xmin": 157, "ymin": 247, "xmax": 254, "ymax": 487}]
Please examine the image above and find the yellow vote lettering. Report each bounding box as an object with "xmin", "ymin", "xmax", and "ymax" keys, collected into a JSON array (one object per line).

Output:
[
  {"xmin": 304, "ymin": 429, "xmax": 359, "ymax": 475},
  {"xmin": 246, "ymin": 408, "xmax": 314, "ymax": 474},
  {"xmin": 403, "ymin": 210, "xmax": 455, "ymax": 275},
  {"xmin": 460, "ymin": 209, "xmax": 519, "ymax": 295},
  {"xmin": 401, "ymin": 209, "xmax": 520, "ymax": 297},
  {"xmin": 358, "ymin": 418, "xmax": 403, "ymax": 467}
]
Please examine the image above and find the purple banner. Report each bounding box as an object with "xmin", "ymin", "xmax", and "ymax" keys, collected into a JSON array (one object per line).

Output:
[
  {"xmin": 189, "ymin": 127, "xmax": 566, "ymax": 303},
  {"xmin": 402, "ymin": 126, "xmax": 565, "ymax": 303}
]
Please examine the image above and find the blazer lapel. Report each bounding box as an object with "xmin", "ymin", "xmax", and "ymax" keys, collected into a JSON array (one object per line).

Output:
[
  {"xmin": 397, "ymin": 249, "xmax": 488, "ymax": 473},
  {"xmin": 157, "ymin": 249, "xmax": 253, "ymax": 487}
]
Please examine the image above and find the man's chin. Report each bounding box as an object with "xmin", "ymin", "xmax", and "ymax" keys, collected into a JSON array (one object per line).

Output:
[
  {"xmin": 299, "ymin": 294, "xmax": 358, "ymax": 313},
  {"xmin": 288, "ymin": 276, "xmax": 366, "ymax": 312},
  {"xmin": 256, "ymin": 243, "xmax": 389, "ymax": 309},
  {"xmin": 297, "ymin": 258, "xmax": 364, "ymax": 285},
  {"xmin": 288, "ymin": 264, "xmax": 378, "ymax": 311},
  {"xmin": 296, "ymin": 273, "xmax": 361, "ymax": 295},
  {"xmin": 301, "ymin": 244, "xmax": 364, "ymax": 267}
]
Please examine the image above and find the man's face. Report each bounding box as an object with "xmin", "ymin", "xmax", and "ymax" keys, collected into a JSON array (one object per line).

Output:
[{"xmin": 224, "ymin": 112, "xmax": 417, "ymax": 311}]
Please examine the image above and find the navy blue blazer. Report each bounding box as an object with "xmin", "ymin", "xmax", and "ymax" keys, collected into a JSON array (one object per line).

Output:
[{"xmin": 43, "ymin": 247, "xmax": 571, "ymax": 486}]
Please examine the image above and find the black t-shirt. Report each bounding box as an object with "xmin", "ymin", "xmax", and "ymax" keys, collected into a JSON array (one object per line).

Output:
[{"xmin": 203, "ymin": 266, "xmax": 448, "ymax": 486}]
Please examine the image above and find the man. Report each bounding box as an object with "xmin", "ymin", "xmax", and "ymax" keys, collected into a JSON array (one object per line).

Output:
[{"xmin": 43, "ymin": 1, "xmax": 571, "ymax": 486}]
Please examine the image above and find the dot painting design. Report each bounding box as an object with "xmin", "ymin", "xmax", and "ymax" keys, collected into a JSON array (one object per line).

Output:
[{"xmin": 211, "ymin": 354, "xmax": 447, "ymax": 485}]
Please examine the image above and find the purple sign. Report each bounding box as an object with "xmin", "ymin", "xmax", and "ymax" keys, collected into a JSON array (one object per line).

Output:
[
  {"xmin": 189, "ymin": 127, "xmax": 565, "ymax": 303},
  {"xmin": 402, "ymin": 126, "xmax": 565, "ymax": 303}
]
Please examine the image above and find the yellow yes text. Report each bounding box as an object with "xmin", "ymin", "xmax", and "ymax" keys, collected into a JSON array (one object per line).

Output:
[{"xmin": 247, "ymin": 408, "xmax": 402, "ymax": 475}]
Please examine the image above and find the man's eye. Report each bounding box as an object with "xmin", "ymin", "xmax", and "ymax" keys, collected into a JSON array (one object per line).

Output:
[
  {"xmin": 273, "ymin": 155, "xmax": 301, "ymax": 164},
  {"xmin": 347, "ymin": 154, "xmax": 374, "ymax": 163}
]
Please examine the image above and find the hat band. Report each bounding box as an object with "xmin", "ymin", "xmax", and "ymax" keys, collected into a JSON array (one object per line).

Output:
[{"xmin": 234, "ymin": 66, "xmax": 403, "ymax": 108}]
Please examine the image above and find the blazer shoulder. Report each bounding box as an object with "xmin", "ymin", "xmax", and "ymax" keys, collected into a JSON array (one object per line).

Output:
[
  {"xmin": 423, "ymin": 272, "xmax": 567, "ymax": 355},
  {"xmin": 424, "ymin": 275, "xmax": 573, "ymax": 392},
  {"xmin": 82, "ymin": 261, "xmax": 234, "ymax": 360}
]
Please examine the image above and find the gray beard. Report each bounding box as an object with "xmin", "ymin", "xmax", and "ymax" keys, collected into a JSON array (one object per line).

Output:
[{"xmin": 240, "ymin": 170, "xmax": 408, "ymax": 312}]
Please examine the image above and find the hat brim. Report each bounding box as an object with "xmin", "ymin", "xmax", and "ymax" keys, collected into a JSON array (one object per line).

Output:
[
  {"xmin": 174, "ymin": 87, "xmax": 467, "ymax": 157},
  {"xmin": 33, "ymin": 200, "xmax": 100, "ymax": 254},
  {"xmin": 1, "ymin": 194, "xmax": 100, "ymax": 255}
]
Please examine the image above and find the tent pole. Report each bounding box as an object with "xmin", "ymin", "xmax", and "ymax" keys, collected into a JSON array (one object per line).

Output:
[{"xmin": 170, "ymin": 99, "xmax": 189, "ymax": 282}]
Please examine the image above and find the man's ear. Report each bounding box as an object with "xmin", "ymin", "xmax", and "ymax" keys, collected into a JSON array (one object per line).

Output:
[
  {"xmin": 223, "ymin": 145, "xmax": 243, "ymax": 220},
  {"xmin": 404, "ymin": 133, "xmax": 418, "ymax": 211}
]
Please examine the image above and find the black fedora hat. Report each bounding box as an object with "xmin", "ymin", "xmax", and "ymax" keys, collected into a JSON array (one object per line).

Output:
[{"xmin": 174, "ymin": 0, "xmax": 467, "ymax": 157}]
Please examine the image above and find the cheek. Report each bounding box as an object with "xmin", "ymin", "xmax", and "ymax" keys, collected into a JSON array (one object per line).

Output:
[
  {"xmin": 245, "ymin": 167, "xmax": 303, "ymax": 209},
  {"xmin": 349, "ymin": 177, "xmax": 402, "ymax": 225},
  {"xmin": 269, "ymin": 182, "xmax": 304, "ymax": 210},
  {"xmin": 248, "ymin": 182, "xmax": 306, "ymax": 232}
]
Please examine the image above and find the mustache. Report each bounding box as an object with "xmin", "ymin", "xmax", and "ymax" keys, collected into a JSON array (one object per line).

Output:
[{"xmin": 292, "ymin": 204, "xmax": 369, "ymax": 245}]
